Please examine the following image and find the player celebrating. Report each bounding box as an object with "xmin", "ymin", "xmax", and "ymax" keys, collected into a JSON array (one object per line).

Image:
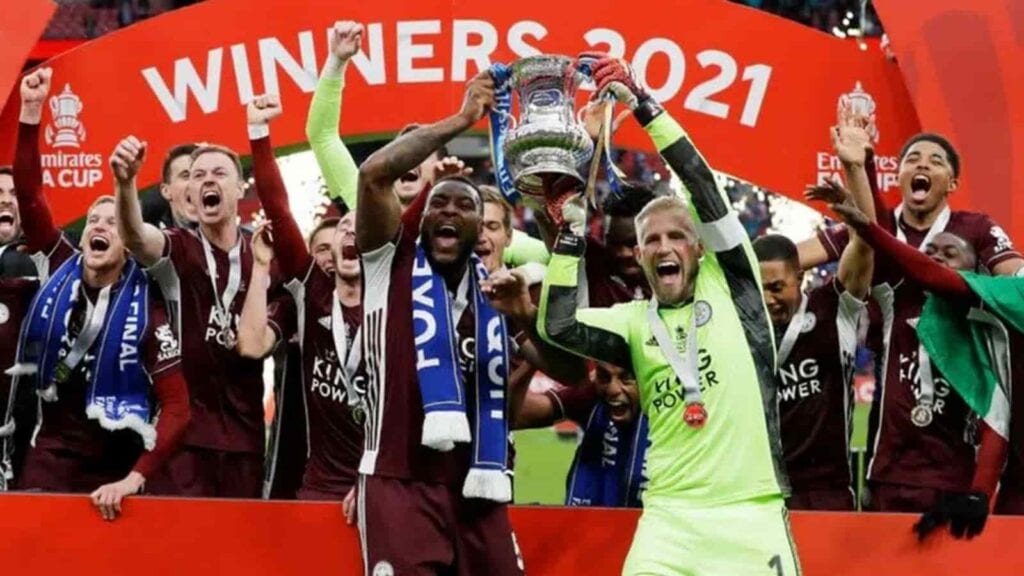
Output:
[
  {"xmin": 355, "ymin": 70, "xmax": 525, "ymax": 575},
  {"xmin": 238, "ymin": 82, "xmax": 398, "ymax": 505},
  {"xmin": 532, "ymin": 54, "xmax": 798, "ymax": 574},
  {"xmin": 799, "ymin": 132, "xmax": 1024, "ymax": 276},
  {"xmin": 814, "ymin": 183, "xmax": 1014, "ymax": 538},
  {"xmin": 753, "ymin": 118, "xmax": 878, "ymax": 511},
  {"xmin": 4, "ymin": 68, "xmax": 189, "ymax": 521},
  {"xmin": 114, "ymin": 131, "xmax": 272, "ymax": 498},
  {"xmin": 0, "ymin": 164, "xmax": 43, "ymax": 484},
  {"xmin": 802, "ymin": 123, "xmax": 1017, "ymax": 511},
  {"xmin": 514, "ymin": 362, "xmax": 648, "ymax": 508}
]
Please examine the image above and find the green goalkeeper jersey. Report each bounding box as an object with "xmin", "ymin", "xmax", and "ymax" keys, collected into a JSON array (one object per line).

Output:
[{"xmin": 538, "ymin": 110, "xmax": 788, "ymax": 507}]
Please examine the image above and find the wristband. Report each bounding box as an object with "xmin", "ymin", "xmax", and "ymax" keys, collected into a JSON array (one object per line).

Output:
[
  {"xmin": 321, "ymin": 55, "xmax": 348, "ymax": 80},
  {"xmin": 633, "ymin": 97, "xmax": 665, "ymax": 127},
  {"xmin": 247, "ymin": 123, "xmax": 270, "ymax": 140},
  {"xmin": 553, "ymin": 231, "xmax": 586, "ymax": 258}
]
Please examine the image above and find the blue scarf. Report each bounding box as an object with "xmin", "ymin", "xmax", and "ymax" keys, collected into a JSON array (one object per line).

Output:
[
  {"xmin": 12, "ymin": 257, "xmax": 155, "ymax": 449},
  {"xmin": 487, "ymin": 63, "xmax": 519, "ymax": 204},
  {"xmin": 412, "ymin": 244, "xmax": 511, "ymax": 502},
  {"xmin": 565, "ymin": 405, "xmax": 648, "ymax": 508}
]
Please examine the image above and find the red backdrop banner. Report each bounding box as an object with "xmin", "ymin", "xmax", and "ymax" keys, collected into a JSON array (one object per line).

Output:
[
  {"xmin": 0, "ymin": 0, "xmax": 55, "ymax": 121},
  {"xmin": 874, "ymin": 0, "xmax": 1024, "ymax": 244},
  {"xmin": 2, "ymin": 494, "xmax": 1024, "ymax": 575},
  {"xmin": 0, "ymin": 0, "xmax": 918, "ymax": 226}
]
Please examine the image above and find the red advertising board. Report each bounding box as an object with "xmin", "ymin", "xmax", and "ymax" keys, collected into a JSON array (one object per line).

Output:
[{"xmin": 0, "ymin": 0, "xmax": 918, "ymax": 227}]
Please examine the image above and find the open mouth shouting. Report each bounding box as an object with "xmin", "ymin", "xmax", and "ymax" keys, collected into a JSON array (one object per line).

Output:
[
  {"xmin": 606, "ymin": 397, "xmax": 632, "ymax": 422},
  {"xmin": 0, "ymin": 209, "xmax": 16, "ymax": 232},
  {"xmin": 909, "ymin": 173, "xmax": 932, "ymax": 203},
  {"xmin": 434, "ymin": 224, "xmax": 460, "ymax": 251},
  {"xmin": 655, "ymin": 260, "xmax": 681, "ymax": 280},
  {"xmin": 201, "ymin": 188, "xmax": 223, "ymax": 213},
  {"xmin": 340, "ymin": 244, "xmax": 359, "ymax": 260},
  {"xmin": 88, "ymin": 234, "xmax": 111, "ymax": 254}
]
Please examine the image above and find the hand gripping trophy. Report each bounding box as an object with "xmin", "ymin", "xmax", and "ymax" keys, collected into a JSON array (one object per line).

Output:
[{"xmin": 488, "ymin": 54, "xmax": 609, "ymax": 208}]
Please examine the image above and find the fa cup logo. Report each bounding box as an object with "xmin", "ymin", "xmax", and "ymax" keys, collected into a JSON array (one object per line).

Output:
[
  {"xmin": 45, "ymin": 84, "xmax": 86, "ymax": 149},
  {"xmin": 838, "ymin": 82, "xmax": 879, "ymax": 144}
]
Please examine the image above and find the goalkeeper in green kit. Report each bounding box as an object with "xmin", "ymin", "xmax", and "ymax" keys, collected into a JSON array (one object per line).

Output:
[{"xmin": 539, "ymin": 54, "xmax": 801, "ymax": 575}]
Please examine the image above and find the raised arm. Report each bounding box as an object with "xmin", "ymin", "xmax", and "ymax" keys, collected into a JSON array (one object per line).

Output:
[
  {"xmin": 247, "ymin": 95, "xmax": 312, "ymax": 280},
  {"xmin": 306, "ymin": 21, "xmax": 362, "ymax": 211},
  {"xmin": 535, "ymin": 195, "xmax": 634, "ymax": 369},
  {"xmin": 13, "ymin": 69, "xmax": 60, "ymax": 253},
  {"xmin": 832, "ymin": 205, "xmax": 974, "ymax": 301},
  {"xmin": 236, "ymin": 223, "xmax": 283, "ymax": 359},
  {"xmin": 111, "ymin": 137, "xmax": 167, "ymax": 267},
  {"xmin": 586, "ymin": 57, "xmax": 747, "ymax": 259},
  {"xmin": 504, "ymin": 231, "xmax": 550, "ymax": 266},
  {"xmin": 825, "ymin": 121, "xmax": 878, "ymax": 300},
  {"xmin": 356, "ymin": 71, "xmax": 493, "ymax": 252}
]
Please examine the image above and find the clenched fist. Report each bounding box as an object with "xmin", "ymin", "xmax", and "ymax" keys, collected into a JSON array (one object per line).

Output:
[
  {"xmin": 247, "ymin": 94, "xmax": 283, "ymax": 125},
  {"xmin": 109, "ymin": 136, "xmax": 147, "ymax": 185},
  {"xmin": 19, "ymin": 67, "xmax": 53, "ymax": 124},
  {"xmin": 459, "ymin": 71, "xmax": 495, "ymax": 124},
  {"xmin": 330, "ymin": 21, "xmax": 364, "ymax": 62},
  {"xmin": 251, "ymin": 221, "xmax": 275, "ymax": 267}
]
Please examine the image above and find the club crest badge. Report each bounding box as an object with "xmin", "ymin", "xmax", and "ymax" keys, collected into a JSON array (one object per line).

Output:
[{"xmin": 694, "ymin": 300, "xmax": 712, "ymax": 327}]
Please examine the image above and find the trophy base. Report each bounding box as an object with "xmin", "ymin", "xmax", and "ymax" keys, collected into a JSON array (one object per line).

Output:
[{"xmin": 514, "ymin": 163, "xmax": 585, "ymax": 199}]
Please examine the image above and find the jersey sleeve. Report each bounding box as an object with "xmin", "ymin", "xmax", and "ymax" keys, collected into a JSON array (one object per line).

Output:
[
  {"xmin": 143, "ymin": 300, "xmax": 183, "ymax": 378},
  {"xmin": 828, "ymin": 280, "xmax": 866, "ymax": 378},
  {"xmin": 817, "ymin": 224, "xmax": 850, "ymax": 263},
  {"xmin": 250, "ymin": 134, "xmax": 313, "ymax": 280},
  {"xmin": 548, "ymin": 384, "xmax": 598, "ymax": 425},
  {"xmin": 537, "ymin": 244, "xmax": 634, "ymax": 371},
  {"xmin": 135, "ymin": 303, "xmax": 187, "ymax": 479},
  {"xmin": 641, "ymin": 112, "xmax": 745, "ymax": 252},
  {"xmin": 13, "ymin": 122, "xmax": 61, "ymax": 255},
  {"xmin": 971, "ymin": 213, "xmax": 1022, "ymax": 271},
  {"xmin": 267, "ymin": 291, "xmax": 298, "ymax": 344},
  {"xmin": 503, "ymin": 230, "xmax": 550, "ymax": 266},
  {"xmin": 305, "ymin": 74, "xmax": 359, "ymax": 210},
  {"xmin": 161, "ymin": 228, "xmax": 199, "ymax": 275}
]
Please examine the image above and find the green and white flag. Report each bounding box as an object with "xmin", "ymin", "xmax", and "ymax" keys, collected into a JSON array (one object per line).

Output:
[{"xmin": 917, "ymin": 272, "xmax": 1024, "ymax": 440}]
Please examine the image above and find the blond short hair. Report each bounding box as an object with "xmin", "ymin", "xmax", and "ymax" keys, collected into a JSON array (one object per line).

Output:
[
  {"xmin": 633, "ymin": 196, "xmax": 696, "ymax": 240},
  {"xmin": 88, "ymin": 194, "xmax": 116, "ymax": 216},
  {"xmin": 478, "ymin": 185, "xmax": 512, "ymax": 231}
]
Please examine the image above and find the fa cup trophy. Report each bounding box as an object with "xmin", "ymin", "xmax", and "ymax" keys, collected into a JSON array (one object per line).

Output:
[{"xmin": 490, "ymin": 55, "xmax": 596, "ymax": 201}]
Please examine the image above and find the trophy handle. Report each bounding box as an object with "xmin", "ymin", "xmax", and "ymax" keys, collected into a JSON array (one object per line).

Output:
[{"xmin": 576, "ymin": 100, "xmax": 601, "ymax": 126}]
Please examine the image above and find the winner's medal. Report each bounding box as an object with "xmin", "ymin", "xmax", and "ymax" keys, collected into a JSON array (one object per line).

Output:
[
  {"xmin": 683, "ymin": 402, "xmax": 707, "ymax": 429},
  {"xmin": 350, "ymin": 403, "xmax": 366, "ymax": 425},
  {"xmin": 200, "ymin": 231, "xmax": 243, "ymax": 351},
  {"xmin": 647, "ymin": 299, "xmax": 707, "ymax": 431},
  {"xmin": 913, "ymin": 341, "xmax": 937, "ymax": 429},
  {"xmin": 51, "ymin": 362, "xmax": 72, "ymax": 386},
  {"xmin": 911, "ymin": 404, "xmax": 933, "ymax": 428},
  {"xmin": 49, "ymin": 282, "xmax": 114, "ymax": 389},
  {"xmin": 219, "ymin": 324, "xmax": 237, "ymax": 350}
]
